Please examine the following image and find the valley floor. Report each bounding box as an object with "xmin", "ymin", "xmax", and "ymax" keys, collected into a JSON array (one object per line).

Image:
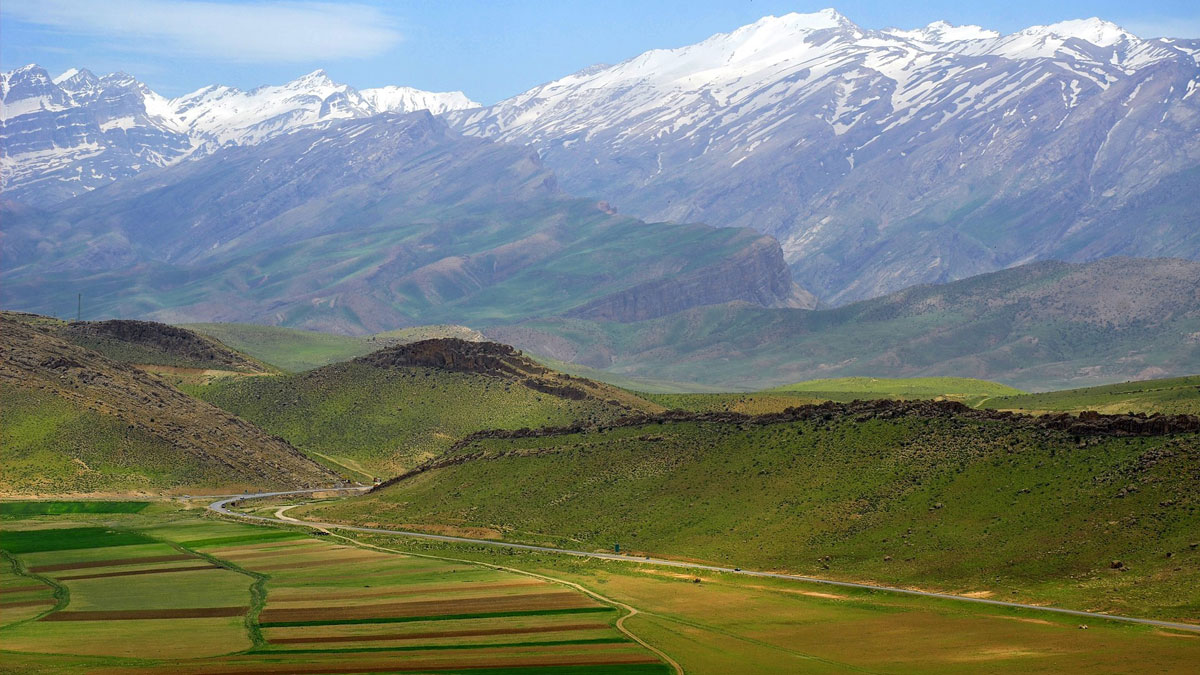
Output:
[{"xmin": 4, "ymin": 498, "xmax": 1197, "ymax": 674}]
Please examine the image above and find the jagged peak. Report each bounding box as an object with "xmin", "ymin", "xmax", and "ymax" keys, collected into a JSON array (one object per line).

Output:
[{"xmin": 1017, "ymin": 17, "xmax": 1136, "ymax": 45}]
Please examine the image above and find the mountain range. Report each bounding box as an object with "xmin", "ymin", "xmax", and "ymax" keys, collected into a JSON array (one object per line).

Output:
[
  {"xmin": 0, "ymin": 65, "xmax": 478, "ymax": 205},
  {"xmin": 1, "ymin": 8, "xmax": 1198, "ymax": 380},
  {"xmin": 454, "ymin": 9, "xmax": 1200, "ymax": 302},
  {"xmin": 1, "ymin": 110, "xmax": 809, "ymax": 333}
]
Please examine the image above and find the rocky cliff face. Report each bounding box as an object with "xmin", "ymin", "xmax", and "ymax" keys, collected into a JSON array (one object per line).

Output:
[{"xmin": 567, "ymin": 237, "xmax": 814, "ymax": 322}]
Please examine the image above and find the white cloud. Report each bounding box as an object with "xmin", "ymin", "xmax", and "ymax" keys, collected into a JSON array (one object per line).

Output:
[{"xmin": 3, "ymin": 0, "xmax": 402, "ymax": 62}]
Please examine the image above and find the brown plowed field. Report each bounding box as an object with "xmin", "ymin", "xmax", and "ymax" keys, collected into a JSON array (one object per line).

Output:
[
  {"xmin": 31, "ymin": 554, "xmax": 195, "ymax": 572},
  {"xmin": 0, "ymin": 599, "xmax": 54, "ymax": 608},
  {"xmin": 258, "ymin": 591, "xmax": 595, "ymax": 623},
  {"xmin": 138, "ymin": 649, "xmax": 658, "ymax": 675},
  {"xmin": 269, "ymin": 621, "xmax": 611, "ymax": 644},
  {"xmin": 1, "ymin": 584, "xmax": 49, "ymax": 594},
  {"xmin": 41, "ymin": 606, "xmax": 249, "ymax": 621},
  {"xmin": 56, "ymin": 564, "xmax": 219, "ymax": 581}
]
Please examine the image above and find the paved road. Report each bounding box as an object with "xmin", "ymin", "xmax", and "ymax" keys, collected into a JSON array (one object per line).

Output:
[{"xmin": 209, "ymin": 488, "xmax": 1200, "ymax": 634}]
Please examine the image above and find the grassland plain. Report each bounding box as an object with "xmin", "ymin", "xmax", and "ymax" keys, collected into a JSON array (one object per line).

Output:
[
  {"xmin": 321, "ymin": 531, "xmax": 1200, "ymax": 675},
  {"xmin": 0, "ymin": 502, "xmax": 671, "ymax": 674},
  {"xmin": 191, "ymin": 341, "xmax": 664, "ymax": 478},
  {"xmin": 980, "ymin": 375, "xmax": 1200, "ymax": 416},
  {"xmin": 302, "ymin": 409, "xmax": 1200, "ymax": 623}
]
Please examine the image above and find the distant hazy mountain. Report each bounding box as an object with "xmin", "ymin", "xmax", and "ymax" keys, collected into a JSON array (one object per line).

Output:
[
  {"xmin": 1, "ymin": 112, "xmax": 811, "ymax": 333},
  {"xmin": 0, "ymin": 65, "xmax": 479, "ymax": 205},
  {"xmin": 487, "ymin": 257, "xmax": 1200, "ymax": 392},
  {"xmin": 454, "ymin": 9, "xmax": 1200, "ymax": 304}
]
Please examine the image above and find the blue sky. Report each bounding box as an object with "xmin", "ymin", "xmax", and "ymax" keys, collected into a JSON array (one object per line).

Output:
[{"xmin": 3, "ymin": 0, "xmax": 1199, "ymax": 104}]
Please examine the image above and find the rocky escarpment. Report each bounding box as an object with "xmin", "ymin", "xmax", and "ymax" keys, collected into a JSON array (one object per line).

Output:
[
  {"xmin": 354, "ymin": 338, "xmax": 655, "ymax": 409},
  {"xmin": 567, "ymin": 237, "xmax": 815, "ymax": 322},
  {"xmin": 357, "ymin": 338, "xmax": 550, "ymax": 378},
  {"xmin": 0, "ymin": 316, "xmax": 338, "ymax": 492},
  {"xmin": 58, "ymin": 319, "xmax": 267, "ymax": 372},
  {"xmin": 375, "ymin": 399, "xmax": 1200, "ymax": 490}
]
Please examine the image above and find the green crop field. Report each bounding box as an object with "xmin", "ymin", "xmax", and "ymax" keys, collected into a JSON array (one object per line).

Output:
[
  {"xmin": 0, "ymin": 501, "xmax": 150, "ymax": 517},
  {"xmin": 192, "ymin": 362, "xmax": 659, "ymax": 478},
  {"xmin": 979, "ymin": 375, "xmax": 1200, "ymax": 415},
  {"xmin": 0, "ymin": 504, "xmax": 670, "ymax": 673},
  {"xmin": 305, "ymin": 414, "xmax": 1200, "ymax": 623}
]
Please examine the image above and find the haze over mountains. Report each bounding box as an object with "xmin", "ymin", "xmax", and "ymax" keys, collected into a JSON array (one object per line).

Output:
[{"xmin": 1, "ymin": 9, "xmax": 1198, "ymax": 390}]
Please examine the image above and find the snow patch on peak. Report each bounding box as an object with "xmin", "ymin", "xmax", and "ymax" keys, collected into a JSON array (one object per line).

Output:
[
  {"xmin": 53, "ymin": 68, "xmax": 81, "ymax": 84},
  {"xmin": 887, "ymin": 21, "xmax": 999, "ymax": 44},
  {"xmin": 1021, "ymin": 17, "xmax": 1135, "ymax": 46}
]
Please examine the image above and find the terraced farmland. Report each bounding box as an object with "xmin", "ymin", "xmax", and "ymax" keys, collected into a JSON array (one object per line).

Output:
[{"xmin": 0, "ymin": 505, "xmax": 670, "ymax": 674}]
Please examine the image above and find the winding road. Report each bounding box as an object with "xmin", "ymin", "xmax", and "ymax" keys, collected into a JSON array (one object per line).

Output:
[{"xmin": 209, "ymin": 488, "xmax": 1200, "ymax": 634}]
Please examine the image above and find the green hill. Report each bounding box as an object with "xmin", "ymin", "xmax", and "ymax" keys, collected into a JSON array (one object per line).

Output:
[
  {"xmin": 980, "ymin": 375, "xmax": 1200, "ymax": 416},
  {"xmin": 770, "ymin": 376, "xmax": 1023, "ymax": 401},
  {"xmin": 0, "ymin": 316, "xmax": 336, "ymax": 495},
  {"xmin": 302, "ymin": 402, "xmax": 1200, "ymax": 621},
  {"xmin": 487, "ymin": 257, "xmax": 1200, "ymax": 392},
  {"xmin": 193, "ymin": 338, "xmax": 664, "ymax": 479}
]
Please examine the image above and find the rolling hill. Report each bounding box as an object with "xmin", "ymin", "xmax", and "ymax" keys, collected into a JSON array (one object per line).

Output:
[
  {"xmin": 192, "ymin": 338, "xmax": 664, "ymax": 479},
  {"xmin": 303, "ymin": 400, "xmax": 1200, "ymax": 620},
  {"xmin": 980, "ymin": 375, "xmax": 1200, "ymax": 416},
  {"xmin": 487, "ymin": 257, "xmax": 1200, "ymax": 392},
  {"xmin": 0, "ymin": 315, "xmax": 338, "ymax": 495}
]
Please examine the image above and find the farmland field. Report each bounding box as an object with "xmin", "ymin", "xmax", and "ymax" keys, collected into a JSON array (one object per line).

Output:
[{"xmin": 0, "ymin": 503, "xmax": 670, "ymax": 674}]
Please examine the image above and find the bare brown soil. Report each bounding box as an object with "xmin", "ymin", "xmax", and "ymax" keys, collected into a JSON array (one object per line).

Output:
[
  {"xmin": 258, "ymin": 591, "xmax": 593, "ymax": 623},
  {"xmin": 0, "ymin": 599, "xmax": 54, "ymax": 608},
  {"xmin": 156, "ymin": 651, "xmax": 659, "ymax": 675},
  {"xmin": 0, "ymin": 584, "xmax": 50, "ymax": 594},
  {"xmin": 31, "ymin": 554, "xmax": 195, "ymax": 572},
  {"xmin": 268, "ymin": 621, "xmax": 610, "ymax": 644},
  {"xmin": 41, "ymin": 606, "xmax": 248, "ymax": 621},
  {"xmin": 56, "ymin": 564, "xmax": 220, "ymax": 581}
]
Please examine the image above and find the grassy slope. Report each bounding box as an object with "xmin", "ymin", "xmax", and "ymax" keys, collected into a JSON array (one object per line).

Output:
[
  {"xmin": 181, "ymin": 323, "xmax": 373, "ymax": 373},
  {"xmin": 192, "ymin": 361, "xmax": 662, "ymax": 479},
  {"xmin": 0, "ymin": 388, "xmax": 268, "ymax": 496},
  {"xmin": 770, "ymin": 376, "xmax": 1023, "ymax": 398},
  {"xmin": 980, "ymin": 375, "xmax": 1200, "ymax": 415},
  {"xmin": 0, "ymin": 316, "xmax": 337, "ymax": 495},
  {"xmin": 305, "ymin": 416, "xmax": 1200, "ymax": 621},
  {"xmin": 641, "ymin": 377, "xmax": 1023, "ymax": 414}
]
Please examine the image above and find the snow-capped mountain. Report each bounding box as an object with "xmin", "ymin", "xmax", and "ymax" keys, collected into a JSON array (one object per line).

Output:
[
  {"xmin": 0, "ymin": 67, "xmax": 479, "ymax": 204},
  {"xmin": 452, "ymin": 9, "xmax": 1200, "ymax": 303}
]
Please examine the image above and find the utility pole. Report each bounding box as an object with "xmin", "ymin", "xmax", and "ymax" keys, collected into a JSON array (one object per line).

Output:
[{"xmin": 77, "ymin": 293, "xmax": 82, "ymax": 322}]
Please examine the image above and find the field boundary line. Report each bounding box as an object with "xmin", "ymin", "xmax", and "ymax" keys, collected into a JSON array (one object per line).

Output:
[
  {"xmin": 0, "ymin": 550, "xmax": 69, "ymax": 627},
  {"xmin": 164, "ymin": 537, "xmax": 270, "ymax": 652},
  {"xmin": 209, "ymin": 489, "xmax": 1200, "ymax": 636}
]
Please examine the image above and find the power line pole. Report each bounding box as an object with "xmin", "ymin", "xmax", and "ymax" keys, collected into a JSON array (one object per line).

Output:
[{"xmin": 77, "ymin": 293, "xmax": 81, "ymax": 322}]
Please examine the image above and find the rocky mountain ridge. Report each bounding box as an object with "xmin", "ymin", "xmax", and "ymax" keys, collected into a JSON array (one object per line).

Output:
[
  {"xmin": 0, "ymin": 65, "xmax": 479, "ymax": 205},
  {"xmin": 452, "ymin": 9, "xmax": 1200, "ymax": 304}
]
